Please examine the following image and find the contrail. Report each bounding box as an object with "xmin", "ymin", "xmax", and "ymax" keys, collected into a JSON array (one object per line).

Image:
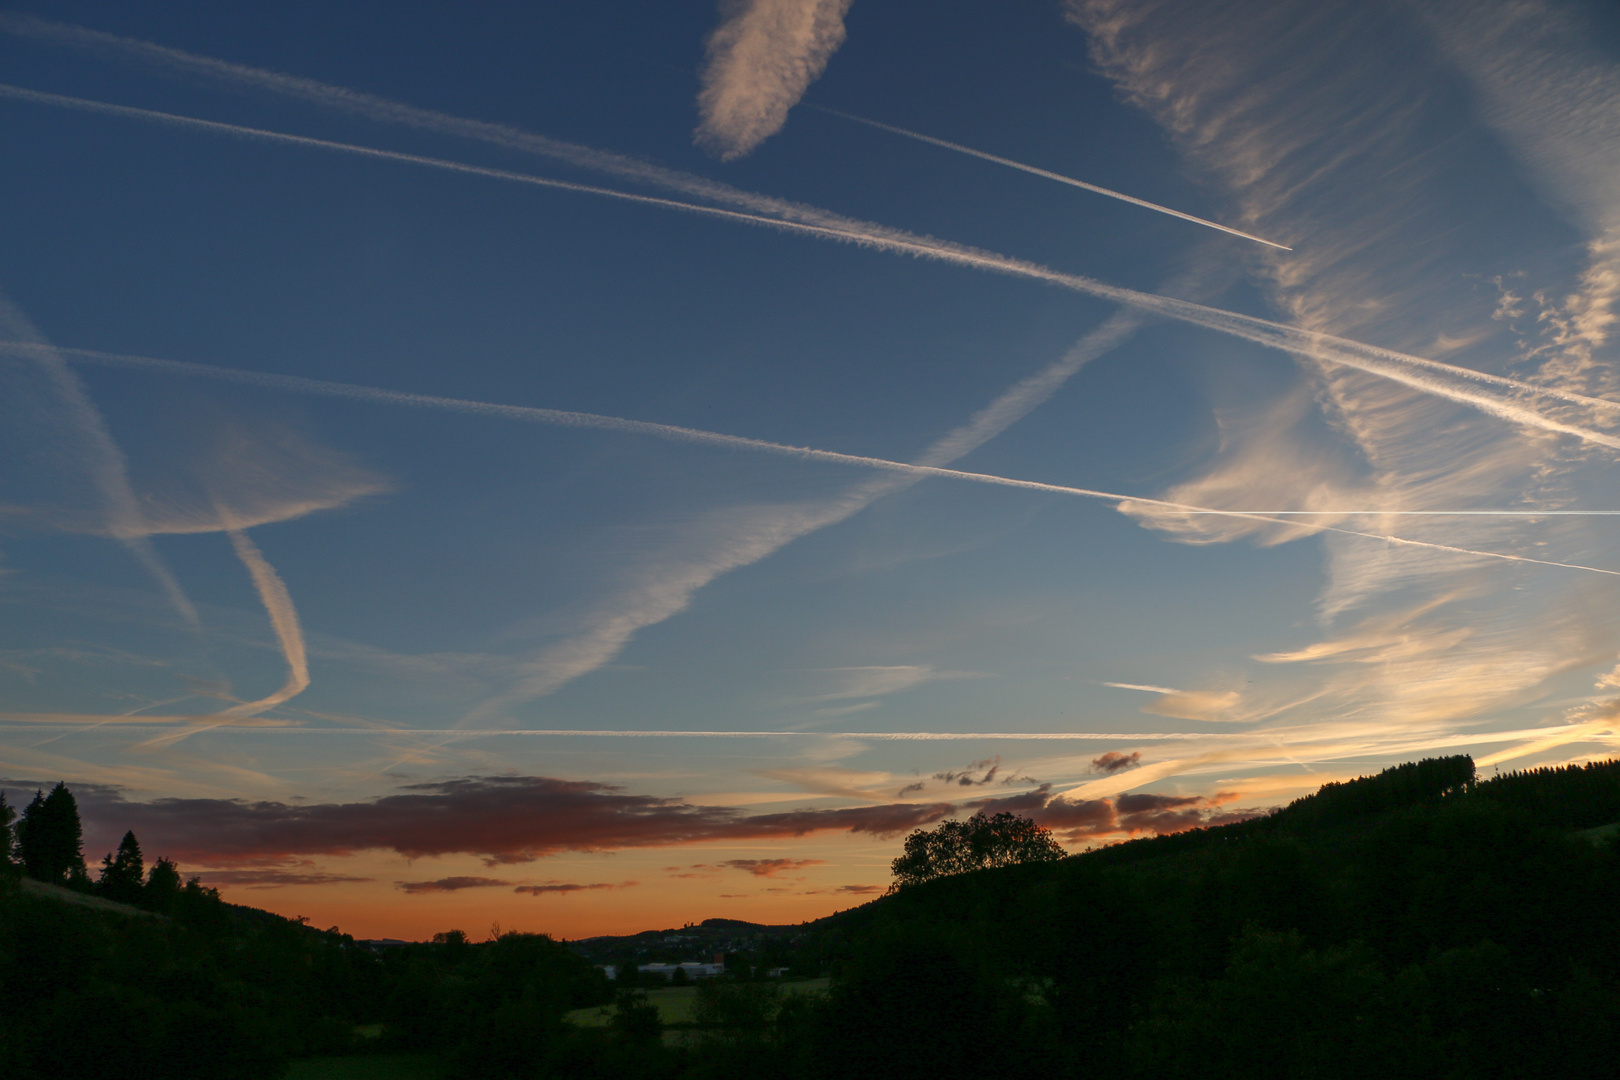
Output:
[
  {"xmin": 460, "ymin": 311, "xmax": 1144, "ymax": 721},
  {"xmin": 1103, "ymin": 682, "xmax": 1182, "ymax": 694},
  {"xmin": 0, "ymin": 13, "xmax": 964, "ymax": 247},
  {"xmin": 0, "ymin": 290, "xmax": 198, "ymax": 624},
  {"xmin": 29, "ymin": 342, "xmax": 1620, "ymax": 580},
  {"xmin": 1180, "ymin": 510, "xmax": 1620, "ymax": 516},
  {"xmin": 1, "ymin": 22, "xmax": 1617, "ymax": 425},
  {"xmin": 0, "ymin": 720, "xmax": 1237, "ymax": 739},
  {"xmin": 5, "ymin": 83, "xmax": 1617, "ymax": 453},
  {"xmin": 809, "ymin": 105, "xmax": 1292, "ymax": 250},
  {"xmin": 217, "ymin": 525, "xmax": 310, "ymax": 718}
]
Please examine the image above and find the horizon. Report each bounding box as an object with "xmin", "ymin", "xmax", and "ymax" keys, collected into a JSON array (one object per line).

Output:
[{"xmin": 5, "ymin": 0, "xmax": 1620, "ymax": 940}]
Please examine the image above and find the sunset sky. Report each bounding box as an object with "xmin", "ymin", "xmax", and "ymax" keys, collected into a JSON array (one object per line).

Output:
[{"xmin": 5, "ymin": 0, "xmax": 1620, "ymax": 940}]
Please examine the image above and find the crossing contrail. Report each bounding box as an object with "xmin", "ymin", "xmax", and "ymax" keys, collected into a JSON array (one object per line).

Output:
[
  {"xmin": 0, "ymin": 13, "xmax": 977, "ymax": 248},
  {"xmin": 5, "ymin": 82, "xmax": 1617, "ymax": 454},
  {"xmin": 22, "ymin": 341, "xmax": 1620, "ymax": 580},
  {"xmin": 0, "ymin": 290, "xmax": 198, "ymax": 625},
  {"xmin": 0, "ymin": 15, "xmax": 1287, "ymax": 247},
  {"xmin": 3, "ymin": 22, "xmax": 1618, "ymax": 419},
  {"xmin": 809, "ymin": 105, "xmax": 1292, "ymax": 250},
  {"xmin": 217, "ymin": 525, "xmax": 310, "ymax": 718}
]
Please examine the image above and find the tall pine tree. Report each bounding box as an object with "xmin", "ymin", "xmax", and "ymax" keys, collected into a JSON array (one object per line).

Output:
[
  {"xmin": 97, "ymin": 830, "xmax": 145, "ymax": 903},
  {"xmin": 0, "ymin": 790, "xmax": 15, "ymax": 876},
  {"xmin": 17, "ymin": 782, "xmax": 88, "ymax": 886}
]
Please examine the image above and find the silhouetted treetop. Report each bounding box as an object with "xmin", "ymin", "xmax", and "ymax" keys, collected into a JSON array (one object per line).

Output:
[
  {"xmin": 1271, "ymin": 756, "xmax": 1477, "ymax": 830},
  {"xmin": 890, "ymin": 811, "xmax": 1065, "ymax": 890},
  {"xmin": 0, "ymin": 791, "xmax": 15, "ymax": 877},
  {"xmin": 16, "ymin": 782, "xmax": 87, "ymax": 887},
  {"xmin": 97, "ymin": 830, "xmax": 145, "ymax": 904}
]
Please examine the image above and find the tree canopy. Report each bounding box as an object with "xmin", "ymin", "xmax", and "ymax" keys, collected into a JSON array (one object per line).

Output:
[
  {"xmin": 97, "ymin": 831, "xmax": 146, "ymax": 904},
  {"xmin": 889, "ymin": 811, "xmax": 1065, "ymax": 890},
  {"xmin": 16, "ymin": 782, "xmax": 87, "ymax": 887}
]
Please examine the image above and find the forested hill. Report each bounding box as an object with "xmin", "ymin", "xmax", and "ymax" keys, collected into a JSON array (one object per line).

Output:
[
  {"xmin": 816, "ymin": 756, "xmax": 1620, "ymax": 1080},
  {"xmin": 4, "ymin": 756, "xmax": 1620, "ymax": 1079}
]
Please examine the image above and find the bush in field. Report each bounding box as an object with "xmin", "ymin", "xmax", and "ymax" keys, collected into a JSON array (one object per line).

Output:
[{"xmin": 695, "ymin": 978, "xmax": 781, "ymax": 1035}]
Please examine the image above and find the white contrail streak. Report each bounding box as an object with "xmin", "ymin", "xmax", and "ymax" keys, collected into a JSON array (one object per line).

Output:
[
  {"xmin": 217, "ymin": 526, "xmax": 310, "ymax": 718},
  {"xmin": 26, "ymin": 342, "xmax": 1620, "ymax": 580},
  {"xmin": 5, "ymin": 83, "xmax": 1617, "ymax": 453},
  {"xmin": 0, "ymin": 721, "xmax": 1236, "ymax": 739},
  {"xmin": 809, "ymin": 105, "xmax": 1292, "ymax": 250},
  {"xmin": 2, "ymin": 22, "xmax": 1618, "ymax": 423},
  {"xmin": 461, "ymin": 311, "xmax": 1144, "ymax": 720},
  {"xmin": 0, "ymin": 13, "xmax": 954, "ymax": 244},
  {"xmin": 1103, "ymin": 682, "xmax": 1183, "ymax": 693},
  {"xmin": 0, "ymin": 291, "xmax": 198, "ymax": 624}
]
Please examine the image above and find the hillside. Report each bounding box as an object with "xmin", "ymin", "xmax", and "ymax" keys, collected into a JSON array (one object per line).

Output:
[{"xmin": 5, "ymin": 756, "xmax": 1620, "ymax": 1079}]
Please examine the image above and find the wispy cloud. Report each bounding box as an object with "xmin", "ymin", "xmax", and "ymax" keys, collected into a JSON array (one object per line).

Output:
[
  {"xmin": 33, "ymin": 346, "xmax": 1620, "ymax": 595},
  {"xmin": 514, "ymin": 881, "xmax": 636, "ymax": 896},
  {"xmin": 1421, "ymin": 0, "xmax": 1620, "ymax": 387},
  {"xmin": 1055, "ymin": 0, "xmax": 1620, "ymax": 787},
  {"xmin": 0, "ymin": 11, "xmax": 900, "ymax": 234},
  {"xmin": 794, "ymin": 665, "xmax": 983, "ymax": 702},
  {"xmin": 6, "ymin": 87, "xmax": 1618, "ymax": 452},
  {"xmin": 195, "ymin": 868, "xmax": 373, "ymax": 889},
  {"xmin": 1141, "ymin": 689, "xmax": 1244, "ymax": 723},
  {"xmin": 5, "ymin": 12, "xmax": 1615, "ymax": 440},
  {"xmin": 0, "ymin": 290, "xmax": 196, "ymax": 624},
  {"xmin": 216, "ymin": 527, "xmax": 309, "ymax": 718},
  {"xmin": 67, "ymin": 775, "xmax": 957, "ymax": 865},
  {"xmin": 396, "ymin": 875, "xmax": 510, "ymax": 894},
  {"xmin": 720, "ymin": 858, "xmax": 826, "ymax": 877},
  {"xmin": 696, "ymin": 0, "xmax": 854, "ymax": 159}
]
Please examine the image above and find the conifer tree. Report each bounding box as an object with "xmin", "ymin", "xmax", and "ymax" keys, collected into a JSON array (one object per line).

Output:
[
  {"xmin": 17, "ymin": 782, "xmax": 88, "ymax": 885},
  {"xmin": 15, "ymin": 789, "xmax": 46, "ymax": 880},
  {"xmin": 144, "ymin": 855, "xmax": 182, "ymax": 913},
  {"xmin": 0, "ymin": 791, "xmax": 15, "ymax": 876},
  {"xmin": 97, "ymin": 830, "xmax": 146, "ymax": 903}
]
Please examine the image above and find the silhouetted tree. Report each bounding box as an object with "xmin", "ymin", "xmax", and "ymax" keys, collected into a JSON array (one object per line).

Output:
[
  {"xmin": 609, "ymin": 989, "xmax": 662, "ymax": 1046},
  {"xmin": 143, "ymin": 856, "xmax": 182, "ymax": 913},
  {"xmin": 0, "ymin": 791, "xmax": 15, "ymax": 876},
  {"xmin": 16, "ymin": 782, "xmax": 87, "ymax": 886},
  {"xmin": 97, "ymin": 831, "xmax": 146, "ymax": 904},
  {"xmin": 695, "ymin": 978, "xmax": 780, "ymax": 1036},
  {"xmin": 890, "ymin": 811, "xmax": 1064, "ymax": 889}
]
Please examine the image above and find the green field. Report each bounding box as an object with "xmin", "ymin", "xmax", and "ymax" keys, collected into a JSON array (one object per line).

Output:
[
  {"xmin": 281, "ymin": 1053, "xmax": 446, "ymax": 1080},
  {"xmin": 565, "ymin": 978, "xmax": 830, "ymax": 1028}
]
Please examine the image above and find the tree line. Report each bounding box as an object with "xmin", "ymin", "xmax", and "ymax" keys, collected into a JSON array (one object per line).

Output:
[
  {"xmin": 6, "ymin": 759, "xmax": 1620, "ymax": 1078},
  {"xmin": 1, "ymin": 781, "xmax": 213, "ymax": 915}
]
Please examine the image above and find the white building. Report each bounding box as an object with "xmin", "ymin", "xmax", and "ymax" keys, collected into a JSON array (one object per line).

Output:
[{"xmin": 599, "ymin": 962, "xmax": 727, "ymax": 981}]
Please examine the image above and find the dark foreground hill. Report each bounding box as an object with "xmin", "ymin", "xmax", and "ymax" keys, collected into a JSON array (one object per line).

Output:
[{"xmin": 5, "ymin": 756, "xmax": 1620, "ymax": 1079}]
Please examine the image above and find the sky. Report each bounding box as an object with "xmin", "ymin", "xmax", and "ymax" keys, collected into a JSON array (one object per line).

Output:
[{"xmin": 4, "ymin": 0, "xmax": 1620, "ymax": 941}]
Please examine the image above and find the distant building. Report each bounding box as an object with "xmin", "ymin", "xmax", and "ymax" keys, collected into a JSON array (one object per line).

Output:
[{"xmin": 600, "ymin": 962, "xmax": 726, "ymax": 981}]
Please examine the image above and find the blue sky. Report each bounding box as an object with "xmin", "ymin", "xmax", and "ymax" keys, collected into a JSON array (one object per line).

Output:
[{"xmin": 4, "ymin": 0, "xmax": 1620, "ymax": 937}]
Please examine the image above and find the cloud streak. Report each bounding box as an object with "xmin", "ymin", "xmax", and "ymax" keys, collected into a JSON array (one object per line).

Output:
[
  {"xmin": 59, "ymin": 772, "xmax": 1266, "ymax": 866},
  {"xmin": 696, "ymin": 0, "xmax": 854, "ymax": 159},
  {"xmin": 720, "ymin": 858, "xmax": 826, "ymax": 877},
  {"xmin": 514, "ymin": 881, "xmax": 635, "ymax": 896},
  {"xmin": 68, "ymin": 775, "xmax": 957, "ymax": 865},
  {"xmin": 29, "ymin": 343, "xmax": 1620, "ymax": 581},
  {"xmin": 217, "ymin": 527, "xmax": 310, "ymax": 718},
  {"xmin": 396, "ymin": 876, "xmax": 510, "ymax": 894},
  {"xmin": 811, "ymin": 106, "xmax": 1291, "ymax": 248},
  {"xmin": 5, "ymin": 82, "xmax": 1617, "ymax": 461},
  {"xmin": 0, "ymin": 290, "xmax": 197, "ymax": 624}
]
